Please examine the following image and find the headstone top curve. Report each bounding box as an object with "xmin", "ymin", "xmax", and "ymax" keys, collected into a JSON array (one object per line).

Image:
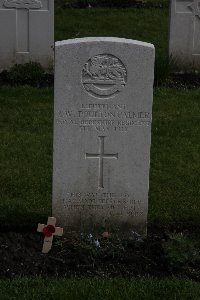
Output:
[{"xmin": 55, "ymin": 37, "xmax": 155, "ymax": 49}]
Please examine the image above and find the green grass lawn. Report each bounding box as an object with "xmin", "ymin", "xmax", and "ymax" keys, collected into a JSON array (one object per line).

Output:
[
  {"xmin": 55, "ymin": 8, "xmax": 168, "ymax": 49},
  {"xmin": 0, "ymin": 86, "xmax": 200, "ymax": 228},
  {"xmin": 55, "ymin": 8, "xmax": 169, "ymax": 82},
  {"xmin": 55, "ymin": 7, "xmax": 183, "ymax": 83},
  {"xmin": 1, "ymin": 277, "xmax": 200, "ymax": 300},
  {"xmin": 150, "ymin": 88, "xmax": 200, "ymax": 227},
  {"xmin": 0, "ymin": 87, "xmax": 53, "ymax": 227}
]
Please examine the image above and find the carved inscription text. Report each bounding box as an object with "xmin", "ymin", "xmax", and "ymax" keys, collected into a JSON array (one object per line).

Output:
[{"xmin": 56, "ymin": 103, "xmax": 152, "ymax": 133}]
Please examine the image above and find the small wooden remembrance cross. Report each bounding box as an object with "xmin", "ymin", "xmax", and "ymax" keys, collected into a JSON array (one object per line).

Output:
[{"xmin": 37, "ymin": 217, "xmax": 63, "ymax": 253}]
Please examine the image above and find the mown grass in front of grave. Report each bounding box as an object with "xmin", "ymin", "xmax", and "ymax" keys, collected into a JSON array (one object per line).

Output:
[
  {"xmin": 149, "ymin": 88, "xmax": 200, "ymax": 227},
  {"xmin": 0, "ymin": 86, "xmax": 200, "ymax": 228},
  {"xmin": 0, "ymin": 86, "xmax": 53, "ymax": 228},
  {"xmin": 0, "ymin": 277, "xmax": 200, "ymax": 300}
]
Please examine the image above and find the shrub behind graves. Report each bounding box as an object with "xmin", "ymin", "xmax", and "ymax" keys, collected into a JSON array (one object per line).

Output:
[
  {"xmin": 162, "ymin": 233, "xmax": 200, "ymax": 272},
  {"xmin": 8, "ymin": 62, "xmax": 45, "ymax": 85},
  {"xmin": 154, "ymin": 52, "xmax": 170, "ymax": 86},
  {"xmin": 59, "ymin": 0, "xmax": 144, "ymax": 8},
  {"xmin": 55, "ymin": 0, "xmax": 168, "ymax": 8}
]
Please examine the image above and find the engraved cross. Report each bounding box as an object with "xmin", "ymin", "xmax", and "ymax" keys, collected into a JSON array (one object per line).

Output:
[
  {"xmin": 188, "ymin": 0, "xmax": 200, "ymax": 17},
  {"xmin": 1, "ymin": 0, "xmax": 45, "ymax": 53},
  {"xmin": 86, "ymin": 136, "xmax": 118, "ymax": 189},
  {"xmin": 177, "ymin": 0, "xmax": 200, "ymax": 54},
  {"xmin": 188, "ymin": 0, "xmax": 200, "ymax": 54}
]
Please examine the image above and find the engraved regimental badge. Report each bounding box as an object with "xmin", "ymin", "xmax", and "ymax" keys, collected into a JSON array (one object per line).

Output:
[{"xmin": 82, "ymin": 54, "xmax": 127, "ymax": 99}]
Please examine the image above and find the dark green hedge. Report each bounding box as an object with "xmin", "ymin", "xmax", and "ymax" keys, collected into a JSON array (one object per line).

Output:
[{"xmin": 55, "ymin": 0, "xmax": 165, "ymax": 9}]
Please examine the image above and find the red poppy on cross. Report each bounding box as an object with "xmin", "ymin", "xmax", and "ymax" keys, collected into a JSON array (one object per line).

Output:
[{"xmin": 37, "ymin": 217, "xmax": 63, "ymax": 253}]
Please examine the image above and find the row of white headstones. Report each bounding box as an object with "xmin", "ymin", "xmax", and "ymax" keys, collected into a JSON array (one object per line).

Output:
[{"xmin": 0, "ymin": 0, "xmax": 200, "ymax": 69}]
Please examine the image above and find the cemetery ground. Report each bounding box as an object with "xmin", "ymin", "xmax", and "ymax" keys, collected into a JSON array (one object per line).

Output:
[{"xmin": 0, "ymin": 5, "xmax": 200, "ymax": 299}]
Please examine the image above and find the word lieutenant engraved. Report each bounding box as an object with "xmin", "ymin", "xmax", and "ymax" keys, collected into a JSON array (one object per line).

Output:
[
  {"xmin": 86, "ymin": 136, "xmax": 118, "ymax": 189},
  {"xmin": 82, "ymin": 54, "xmax": 127, "ymax": 99}
]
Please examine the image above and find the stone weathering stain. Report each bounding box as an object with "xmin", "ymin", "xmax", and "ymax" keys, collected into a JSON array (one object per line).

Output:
[
  {"xmin": 0, "ymin": 0, "xmax": 54, "ymax": 70},
  {"xmin": 169, "ymin": 0, "xmax": 200, "ymax": 68},
  {"xmin": 53, "ymin": 37, "xmax": 155, "ymax": 235}
]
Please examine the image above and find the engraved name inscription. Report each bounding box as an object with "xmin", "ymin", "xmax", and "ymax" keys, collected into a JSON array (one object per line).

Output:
[
  {"xmin": 56, "ymin": 103, "xmax": 152, "ymax": 133},
  {"xmin": 82, "ymin": 54, "xmax": 127, "ymax": 99}
]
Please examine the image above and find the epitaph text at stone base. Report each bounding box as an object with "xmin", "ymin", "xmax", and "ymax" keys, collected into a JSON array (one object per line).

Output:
[{"xmin": 53, "ymin": 37, "xmax": 155, "ymax": 235}]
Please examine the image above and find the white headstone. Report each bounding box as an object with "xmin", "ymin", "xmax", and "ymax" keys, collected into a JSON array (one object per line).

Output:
[
  {"xmin": 0, "ymin": 0, "xmax": 54, "ymax": 70},
  {"xmin": 169, "ymin": 0, "xmax": 200, "ymax": 68},
  {"xmin": 53, "ymin": 37, "xmax": 155, "ymax": 236}
]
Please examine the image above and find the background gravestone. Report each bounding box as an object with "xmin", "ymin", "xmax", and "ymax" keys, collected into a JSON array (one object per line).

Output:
[
  {"xmin": 53, "ymin": 37, "xmax": 155, "ymax": 235},
  {"xmin": 0, "ymin": 0, "xmax": 54, "ymax": 71},
  {"xmin": 169, "ymin": 0, "xmax": 200, "ymax": 68}
]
